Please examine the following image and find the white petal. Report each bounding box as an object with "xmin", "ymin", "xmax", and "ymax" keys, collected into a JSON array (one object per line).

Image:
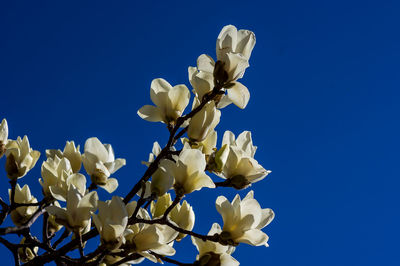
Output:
[
  {"xmin": 99, "ymin": 178, "xmax": 118, "ymax": 193},
  {"xmin": 137, "ymin": 105, "xmax": 163, "ymax": 122},
  {"xmin": 227, "ymin": 82, "xmax": 250, "ymax": 109}
]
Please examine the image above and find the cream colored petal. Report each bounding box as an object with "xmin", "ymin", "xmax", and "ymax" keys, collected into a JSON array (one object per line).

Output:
[
  {"xmin": 150, "ymin": 78, "xmax": 172, "ymax": 106},
  {"xmin": 224, "ymin": 53, "xmax": 249, "ymax": 81},
  {"xmin": 104, "ymin": 158, "xmax": 126, "ymax": 175},
  {"xmin": 215, "ymin": 196, "xmax": 234, "ymax": 229},
  {"xmin": 216, "ymin": 25, "xmax": 237, "ymax": 61},
  {"xmin": 49, "ymin": 186, "xmax": 67, "ymax": 202},
  {"xmin": 236, "ymin": 29, "xmax": 256, "ymax": 59},
  {"xmin": 78, "ymin": 191, "xmax": 98, "ymax": 211},
  {"xmin": 179, "ymin": 148, "xmax": 206, "ymax": 175},
  {"xmin": 99, "ymin": 178, "xmax": 118, "ymax": 193},
  {"xmin": 235, "ymin": 229, "xmax": 268, "ymax": 246},
  {"xmin": 150, "ymin": 244, "xmax": 176, "ymax": 256},
  {"xmin": 227, "ymin": 81, "xmax": 250, "ymax": 109},
  {"xmin": 197, "ymin": 54, "xmax": 215, "ymax": 73},
  {"xmin": 222, "ymin": 131, "xmax": 235, "ymax": 147},
  {"xmin": 66, "ymin": 173, "xmax": 87, "ymax": 196},
  {"xmin": 220, "ymin": 253, "xmax": 240, "ymax": 266},
  {"xmin": 46, "ymin": 206, "xmax": 68, "ymax": 221},
  {"xmin": 256, "ymin": 208, "xmax": 275, "ymax": 229},
  {"xmin": 169, "ymin": 84, "xmax": 190, "ymax": 112},
  {"xmin": 0, "ymin": 119, "xmax": 8, "ymax": 142},
  {"xmin": 84, "ymin": 138, "xmax": 109, "ymax": 163},
  {"xmin": 137, "ymin": 105, "xmax": 163, "ymax": 122},
  {"xmin": 187, "ymin": 172, "xmax": 215, "ymax": 193}
]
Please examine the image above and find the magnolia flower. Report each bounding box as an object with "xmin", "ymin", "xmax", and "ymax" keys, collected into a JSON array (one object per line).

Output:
[
  {"xmin": 5, "ymin": 136, "xmax": 40, "ymax": 180},
  {"xmin": 216, "ymin": 191, "xmax": 274, "ymax": 246},
  {"xmin": 160, "ymin": 148, "xmax": 215, "ymax": 195},
  {"xmin": 216, "ymin": 25, "xmax": 256, "ymax": 63},
  {"xmin": 194, "ymin": 54, "xmax": 250, "ymax": 109},
  {"xmin": 215, "ymin": 131, "xmax": 270, "ymax": 189},
  {"xmin": 92, "ymin": 196, "xmax": 128, "ymax": 249},
  {"xmin": 46, "ymin": 185, "xmax": 98, "ymax": 233},
  {"xmin": 125, "ymin": 202, "xmax": 178, "ymax": 263},
  {"xmin": 8, "ymin": 184, "xmax": 38, "ymax": 226},
  {"xmin": 137, "ymin": 78, "xmax": 190, "ymax": 124},
  {"xmin": 151, "ymin": 193, "xmax": 195, "ymax": 241},
  {"xmin": 82, "ymin": 137, "xmax": 126, "ymax": 193},
  {"xmin": 39, "ymin": 155, "xmax": 86, "ymax": 200},
  {"xmin": 46, "ymin": 141, "xmax": 82, "ymax": 173},
  {"xmin": 0, "ymin": 118, "xmax": 8, "ymax": 158},
  {"xmin": 192, "ymin": 223, "xmax": 238, "ymax": 266},
  {"xmin": 188, "ymin": 100, "xmax": 221, "ymax": 142},
  {"xmin": 18, "ymin": 237, "xmax": 38, "ymax": 263}
]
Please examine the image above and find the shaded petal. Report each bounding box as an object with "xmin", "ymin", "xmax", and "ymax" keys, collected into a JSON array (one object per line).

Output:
[
  {"xmin": 137, "ymin": 105, "xmax": 163, "ymax": 122},
  {"xmin": 227, "ymin": 82, "xmax": 250, "ymax": 109}
]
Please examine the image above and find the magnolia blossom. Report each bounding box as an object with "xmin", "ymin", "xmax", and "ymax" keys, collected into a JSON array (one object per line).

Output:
[
  {"xmin": 82, "ymin": 137, "xmax": 126, "ymax": 193},
  {"xmin": 216, "ymin": 191, "xmax": 274, "ymax": 246},
  {"xmin": 46, "ymin": 185, "xmax": 98, "ymax": 233},
  {"xmin": 187, "ymin": 100, "xmax": 221, "ymax": 142},
  {"xmin": 46, "ymin": 141, "xmax": 82, "ymax": 173},
  {"xmin": 18, "ymin": 237, "xmax": 38, "ymax": 263},
  {"xmin": 5, "ymin": 136, "xmax": 40, "ymax": 180},
  {"xmin": 92, "ymin": 196, "xmax": 128, "ymax": 249},
  {"xmin": 216, "ymin": 25, "xmax": 256, "ymax": 63},
  {"xmin": 137, "ymin": 78, "xmax": 190, "ymax": 123},
  {"xmin": 125, "ymin": 202, "xmax": 178, "ymax": 263},
  {"xmin": 39, "ymin": 155, "xmax": 86, "ymax": 200},
  {"xmin": 193, "ymin": 54, "xmax": 250, "ymax": 109},
  {"xmin": 0, "ymin": 118, "xmax": 8, "ymax": 158},
  {"xmin": 9, "ymin": 184, "xmax": 38, "ymax": 226},
  {"xmin": 160, "ymin": 148, "xmax": 215, "ymax": 195},
  {"xmin": 151, "ymin": 193, "xmax": 195, "ymax": 241},
  {"xmin": 192, "ymin": 223, "xmax": 238, "ymax": 266},
  {"xmin": 47, "ymin": 201, "xmax": 63, "ymax": 235},
  {"xmin": 215, "ymin": 131, "xmax": 270, "ymax": 189}
]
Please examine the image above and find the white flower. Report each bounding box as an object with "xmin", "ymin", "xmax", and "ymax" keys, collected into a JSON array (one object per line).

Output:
[
  {"xmin": 0, "ymin": 118, "xmax": 8, "ymax": 158},
  {"xmin": 5, "ymin": 136, "xmax": 40, "ymax": 180},
  {"xmin": 92, "ymin": 196, "xmax": 128, "ymax": 249},
  {"xmin": 160, "ymin": 148, "xmax": 215, "ymax": 195},
  {"xmin": 216, "ymin": 191, "xmax": 274, "ymax": 246},
  {"xmin": 137, "ymin": 78, "xmax": 190, "ymax": 123},
  {"xmin": 150, "ymin": 193, "xmax": 195, "ymax": 241},
  {"xmin": 39, "ymin": 155, "xmax": 86, "ymax": 200},
  {"xmin": 8, "ymin": 184, "xmax": 38, "ymax": 226},
  {"xmin": 187, "ymin": 100, "xmax": 221, "ymax": 142},
  {"xmin": 214, "ymin": 131, "xmax": 270, "ymax": 189},
  {"xmin": 125, "ymin": 202, "xmax": 178, "ymax": 263},
  {"xmin": 216, "ymin": 25, "xmax": 256, "ymax": 62},
  {"xmin": 46, "ymin": 185, "xmax": 98, "ymax": 232},
  {"xmin": 46, "ymin": 141, "xmax": 82, "ymax": 173},
  {"xmin": 192, "ymin": 223, "xmax": 239, "ymax": 266},
  {"xmin": 191, "ymin": 54, "xmax": 250, "ymax": 109},
  {"xmin": 82, "ymin": 137, "xmax": 126, "ymax": 193}
]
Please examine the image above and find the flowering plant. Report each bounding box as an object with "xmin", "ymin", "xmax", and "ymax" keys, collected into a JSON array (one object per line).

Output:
[{"xmin": 0, "ymin": 25, "xmax": 274, "ymax": 265}]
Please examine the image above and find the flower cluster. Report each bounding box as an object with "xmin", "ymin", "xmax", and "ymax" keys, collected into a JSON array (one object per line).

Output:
[{"xmin": 0, "ymin": 25, "xmax": 274, "ymax": 266}]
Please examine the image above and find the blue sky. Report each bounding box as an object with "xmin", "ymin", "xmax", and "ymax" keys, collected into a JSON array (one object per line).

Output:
[{"xmin": 1, "ymin": 0, "xmax": 400, "ymax": 265}]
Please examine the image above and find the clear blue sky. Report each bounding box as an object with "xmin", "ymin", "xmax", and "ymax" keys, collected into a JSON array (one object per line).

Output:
[{"xmin": 1, "ymin": 1, "xmax": 399, "ymax": 265}]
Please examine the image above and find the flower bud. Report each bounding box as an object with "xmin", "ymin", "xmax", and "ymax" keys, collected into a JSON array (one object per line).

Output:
[
  {"xmin": 5, "ymin": 136, "xmax": 40, "ymax": 180},
  {"xmin": 9, "ymin": 184, "xmax": 38, "ymax": 226}
]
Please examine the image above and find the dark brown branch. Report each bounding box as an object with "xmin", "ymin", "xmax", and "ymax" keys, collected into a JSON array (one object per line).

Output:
[{"xmin": 151, "ymin": 252, "xmax": 194, "ymax": 266}]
